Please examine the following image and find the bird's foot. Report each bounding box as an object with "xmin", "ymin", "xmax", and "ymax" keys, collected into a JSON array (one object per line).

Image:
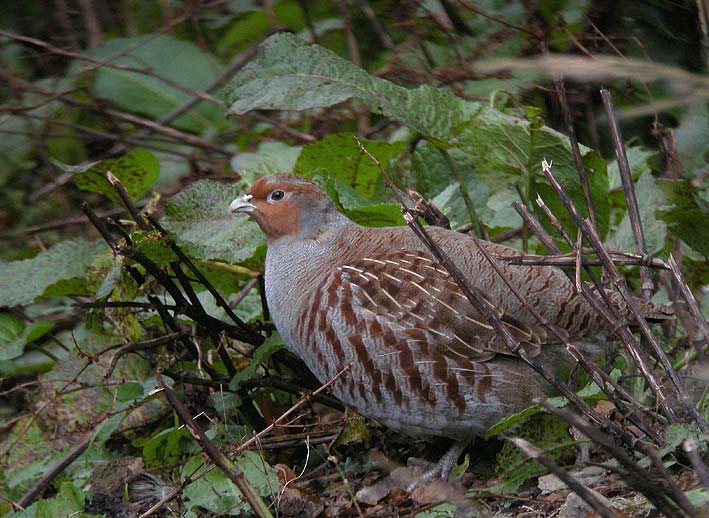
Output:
[{"xmin": 405, "ymin": 440, "xmax": 467, "ymax": 491}]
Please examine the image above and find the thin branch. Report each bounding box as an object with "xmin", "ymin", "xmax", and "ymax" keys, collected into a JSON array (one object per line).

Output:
[
  {"xmin": 600, "ymin": 88, "xmax": 653, "ymax": 299},
  {"xmin": 497, "ymin": 250, "xmax": 670, "ymax": 269}
]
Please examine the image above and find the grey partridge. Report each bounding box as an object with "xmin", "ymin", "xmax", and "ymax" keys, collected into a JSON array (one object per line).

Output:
[{"xmin": 229, "ymin": 174, "xmax": 669, "ymax": 482}]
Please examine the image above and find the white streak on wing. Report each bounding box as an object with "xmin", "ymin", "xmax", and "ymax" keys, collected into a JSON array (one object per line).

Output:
[
  {"xmin": 379, "ymin": 288, "xmax": 402, "ymax": 308},
  {"xmin": 374, "ymin": 351, "xmax": 402, "ymax": 359},
  {"xmin": 463, "ymin": 315, "xmax": 493, "ymax": 330},
  {"xmin": 363, "ymin": 271, "xmax": 379, "ymax": 281},
  {"xmin": 382, "ymin": 272, "xmax": 403, "ymax": 283},
  {"xmin": 352, "ymin": 283, "xmax": 379, "ymax": 308},
  {"xmin": 363, "ymin": 257, "xmax": 387, "ymax": 265},
  {"xmin": 433, "ymin": 296, "xmax": 460, "ymax": 315},
  {"xmin": 427, "ymin": 327, "xmax": 450, "ymax": 338},
  {"xmin": 408, "ymin": 311, "xmax": 426, "ymax": 322},
  {"xmin": 403, "ymin": 253, "xmax": 432, "ymax": 263},
  {"xmin": 453, "ymin": 332, "xmax": 481, "ymax": 352},
  {"xmin": 340, "ymin": 264, "xmax": 364, "ymax": 274},
  {"xmin": 410, "ymin": 281, "xmax": 431, "ymax": 296}
]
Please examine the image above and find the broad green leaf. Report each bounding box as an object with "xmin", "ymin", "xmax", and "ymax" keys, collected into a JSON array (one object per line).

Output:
[
  {"xmin": 12, "ymin": 482, "xmax": 84, "ymax": 518},
  {"xmin": 225, "ymin": 32, "xmax": 475, "ymax": 141},
  {"xmin": 674, "ymin": 102, "xmax": 709, "ymax": 178},
  {"xmin": 161, "ymin": 180, "xmax": 265, "ymax": 264},
  {"xmin": 608, "ymin": 172, "xmax": 667, "ymax": 255},
  {"xmin": 117, "ymin": 381, "xmax": 145, "ymax": 402},
  {"xmin": 132, "ymin": 230, "xmax": 180, "ymax": 265},
  {"xmin": 0, "ymin": 115, "xmax": 34, "ymax": 172},
  {"xmin": 489, "ymin": 414, "xmax": 574, "ymax": 494},
  {"xmin": 68, "ymin": 149, "xmax": 159, "ymax": 205},
  {"xmin": 217, "ymin": 1, "xmax": 306, "ymax": 56},
  {"xmin": 232, "ymin": 141, "xmax": 302, "ymax": 177},
  {"xmin": 485, "ymin": 405, "xmax": 543, "ymax": 439},
  {"xmin": 0, "ymin": 349, "xmax": 56, "ymax": 377},
  {"xmin": 294, "ymin": 133, "xmax": 406, "ymax": 198},
  {"xmin": 140, "ymin": 427, "xmax": 193, "ymax": 468},
  {"xmin": 230, "ymin": 333, "xmax": 285, "ymax": 389},
  {"xmin": 656, "ymin": 179, "xmax": 709, "ymax": 256},
  {"xmin": 607, "ymin": 145, "xmax": 659, "ymax": 190},
  {"xmin": 181, "ymin": 451, "xmax": 278, "ymax": 514},
  {"xmin": 226, "ymin": 34, "xmax": 609, "ymax": 239},
  {"xmin": 454, "ymin": 110, "xmax": 609, "ymax": 239},
  {"xmin": 0, "ymin": 239, "xmax": 105, "ymax": 307},
  {"xmin": 0, "ymin": 315, "xmax": 53, "ymax": 361},
  {"xmin": 85, "ymin": 35, "xmax": 226, "ymax": 134},
  {"xmin": 316, "ymin": 175, "xmax": 405, "ymax": 227}
]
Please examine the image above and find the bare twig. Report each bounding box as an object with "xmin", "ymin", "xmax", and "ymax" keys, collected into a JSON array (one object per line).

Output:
[
  {"xmin": 438, "ymin": 148, "xmax": 488, "ymax": 239},
  {"xmin": 146, "ymin": 214, "xmax": 262, "ymax": 339},
  {"xmin": 103, "ymin": 333, "xmax": 182, "ymax": 378},
  {"xmin": 354, "ymin": 0, "xmax": 395, "ymax": 49},
  {"xmin": 684, "ymin": 438, "xmax": 709, "ymax": 490},
  {"xmin": 600, "ymin": 88, "xmax": 654, "ymax": 299},
  {"xmin": 668, "ymin": 255, "xmax": 709, "ymax": 345},
  {"xmin": 497, "ymin": 250, "xmax": 669, "ymax": 269},
  {"xmin": 548, "ymin": 54, "xmax": 599, "ymax": 233}
]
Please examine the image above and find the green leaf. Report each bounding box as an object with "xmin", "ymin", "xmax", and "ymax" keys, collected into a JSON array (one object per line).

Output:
[
  {"xmin": 0, "ymin": 239, "xmax": 106, "ymax": 307},
  {"xmin": 453, "ymin": 109, "xmax": 609, "ymax": 240},
  {"xmin": 0, "ymin": 315, "xmax": 53, "ymax": 361},
  {"xmin": 230, "ymin": 333, "xmax": 284, "ymax": 389},
  {"xmin": 0, "ymin": 349, "xmax": 55, "ymax": 377},
  {"xmin": 674, "ymin": 102, "xmax": 709, "ymax": 178},
  {"xmin": 315, "ymin": 175, "xmax": 405, "ymax": 227},
  {"xmin": 225, "ymin": 32, "xmax": 475, "ymax": 141},
  {"xmin": 140, "ymin": 427, "xmax": 193, "ymax": 468},
  {"xmin": 656, "ymin": 179, "xmax": 709, "ymax": 256},
  {"xmin": 607, "ymin": 145, "xmax": 659, "ymax": 190},
  {"xmin": 69, "ymin": 149, "xmax": 159, "ymax": 205},
  {"xmin": 608, "ymin": 172, "xmax": 667, "ymax": 254},
  {"xmin": 485, "ymin": 405, "xmax": 543, "ymax": 439},
  {"xmin": 233, "ymin": 141, "xmax": 303, "ymax": 177},
  {"xmin": 416, "ymin": 503, "xmax": 457, "ymax": 518},
  {"xmin": 12, "ymin": 482, "xmax": 85, "ymax": 518},
  {"xmin": 161, "ymin": 180, "xmax": 265, "ymax": 264},
  {"xmin": 226, "ymin": 34, "xmax": 609, "ymax": 239},
  {"xmin": 294, "ymin": 133, "xmax": 406, "ymax": 198},
  {"xmin": 132, "ymin": 230, "xmax": 180, "ymax": 265},
  {"xmin": 85, "ymin": 35, "xmax": 226, "ymax": 133},
  {"xmin": 181, "ymin": 451, "xmax": 278, "ymax": 514},
  {"xmin": 217, "ymin": 1, "xmax": 306, "ymax": 56},
  {"xmin": 117, "ymin": 381, "xmax": 145, "ymax": 402}
]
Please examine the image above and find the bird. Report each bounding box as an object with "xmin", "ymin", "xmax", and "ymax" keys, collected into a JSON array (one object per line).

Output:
[{"xmin": 229, "ymin": 173, "xmax": 670, "ymax": 484}]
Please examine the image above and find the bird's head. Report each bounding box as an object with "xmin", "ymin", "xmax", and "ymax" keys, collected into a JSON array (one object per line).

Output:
[{"xmin": 229, "ymin": 174, "xmax": 346, "ymax": 243}]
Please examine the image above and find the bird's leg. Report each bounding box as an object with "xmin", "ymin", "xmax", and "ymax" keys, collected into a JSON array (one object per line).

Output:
[{"xmin": 407, "ymin": 440, "xmax": 468, "ymax": 490}]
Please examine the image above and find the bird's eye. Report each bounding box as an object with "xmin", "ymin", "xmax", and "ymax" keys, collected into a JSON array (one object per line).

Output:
[{"xmin": 268, "ymin": 189, "xmax": 285, "ymax": 202}]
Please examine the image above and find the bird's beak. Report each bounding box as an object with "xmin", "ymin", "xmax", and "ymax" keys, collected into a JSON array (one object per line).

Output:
[{"xmin": 229, "ymin": 194, "xmax": 256, "ymax": 214}]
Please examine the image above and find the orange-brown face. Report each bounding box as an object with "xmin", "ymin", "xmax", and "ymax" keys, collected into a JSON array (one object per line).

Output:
[{"xmin": 229, "ymin": 174, "xmax": 328, "ymax": 242}]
